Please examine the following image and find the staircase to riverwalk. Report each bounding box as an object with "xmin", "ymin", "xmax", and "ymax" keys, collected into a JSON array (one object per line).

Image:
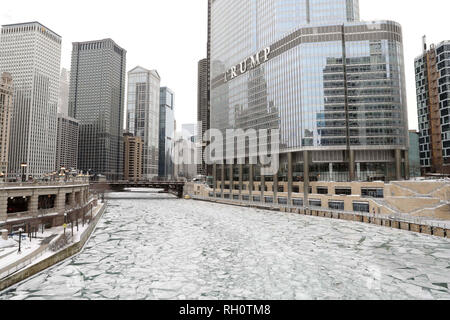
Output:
[{"xmin": 382, "ymin": 181, "xmax": 450, "ymax": 219}]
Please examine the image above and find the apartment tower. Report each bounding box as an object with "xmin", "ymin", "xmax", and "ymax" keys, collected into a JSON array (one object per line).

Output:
[
  {"xmin": 415, "ymin": 38, "xmax": 450, "ymax": 175},
  {"xmin": 55, "ymin": 113, "xmax": 79, "ymax": 172},
  {"xmin": 124, "ymin": 132, "xmax": 143, "ymax": 182}
]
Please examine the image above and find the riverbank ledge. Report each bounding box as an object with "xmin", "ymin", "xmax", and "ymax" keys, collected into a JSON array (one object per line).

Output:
[
  {"xmin": 0, "ymin": 201, "xmax": 107, "ymax": 292},
  {"xmin": 185, "ymin": 180, "xmax": 450, "ymax": 239}
]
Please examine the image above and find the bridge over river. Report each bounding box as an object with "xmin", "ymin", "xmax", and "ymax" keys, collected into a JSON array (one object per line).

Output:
[{"xmin": 90, "ymin": 181, "xmax": 185, "ymax": 198}]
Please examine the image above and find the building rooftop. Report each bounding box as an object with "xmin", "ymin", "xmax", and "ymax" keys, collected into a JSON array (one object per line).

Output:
[
  {"xmin": 1, "ymin": 21, "xmax": 61, "ymax": 38},
  {"xmin": 128, "ymin": 66, "xmax": 160, "ymax": 79},
  {"xmin": 72, "ymin": 38, "xmax": 126, "ymax": 52}
]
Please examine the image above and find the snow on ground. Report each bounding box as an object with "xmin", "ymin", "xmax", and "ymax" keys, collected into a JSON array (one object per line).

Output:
[
  {"xmin": 0, "ymin": 203, "xmax": 103, "ymax": 276},
  {"xmin": 0, "ymin": 235, "xmax": 41, "ymax": 271},
  {"xmin": 0, "ymin": 239, "xmax": 16, "ymax": 249}
]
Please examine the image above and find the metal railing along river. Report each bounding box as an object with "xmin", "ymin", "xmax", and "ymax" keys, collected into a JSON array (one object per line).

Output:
[
  {"xmin": 0, "ymin": 198, "xmax": 98, "ymax": 280},
  {"xmin": 191, "ymin": 195, "xmax": 450, "ymax": 230}
]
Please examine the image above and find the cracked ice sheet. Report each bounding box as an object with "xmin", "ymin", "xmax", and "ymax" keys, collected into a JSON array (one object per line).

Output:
[{"xmin": 1, "ymin": 189, "xmax": 450, "ymax": 300}]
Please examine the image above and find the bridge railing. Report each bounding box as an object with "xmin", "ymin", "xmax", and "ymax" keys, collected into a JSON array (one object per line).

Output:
[
  {"xmin": 91, "ymin": 181, "xmax": 185, "ymax": 186},
  {"xmin": 0, "ymin": 178, "xmax": 90, "ymax": 188}
]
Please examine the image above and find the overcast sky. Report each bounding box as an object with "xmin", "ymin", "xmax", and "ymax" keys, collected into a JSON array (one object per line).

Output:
[{"xmin": 1, "ymin": 0, "xmax": 449, "ymax": 131}]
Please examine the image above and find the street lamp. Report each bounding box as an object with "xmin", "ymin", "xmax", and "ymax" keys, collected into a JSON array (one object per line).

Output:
[
  {"xmin": 18, "ymin": 228, "xmax": 23, "ymax": 253},
  {"xmin": 63, "ymin": 213, "xmax": 67, "ymax": 236},
  {"xmin": 20, "ymin": 163, "xmax": 27, "ymax": 183}
]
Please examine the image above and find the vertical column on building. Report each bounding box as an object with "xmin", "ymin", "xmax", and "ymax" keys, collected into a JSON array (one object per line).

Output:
[
  {"xmin": 229, "ymin": 163, "xmax": 234, "ymax": 195},
  {"xmin": 288, "ymin": 153, "xmax": 293, "ymax": 206},
  {"xmin": 221, "ymin": 164, "xmax": 225, "ymax": 197},
  {"xmin": 303, "ymin": 151, "xmax": 310, "ymax": 209},
  {"xmin": 273, "ymin": 171, "xmax": 278, "ymax": 204},
  {"xmin": 404, "ymin": 150, "xmax": 410, "ymax": 180},
  {"xmin": 261, "ymin": 173, "xmax": 265, "ymax": 203},
  {"xmin": 29, "ymin": 192, "xmax": 39, "ymax": 217},
  {"xmin": 349, "ymin": 150, "xmax": 355, "ymax": 181},
  {"xmin": 56, "ymin": 189, "xmax": 66, "ymax": 215},
  {"xmin": 213, "ymin": 163, "xmax": 217, "ymax": 194},
  {"xmin": 249, "ymin": 164, "xmax": 254, "ymax": 198},
  {"xmin": 0, "ymin": 192, "xmax": 8, "ymax": 222},
  {"xmin": 395, "ymin": 149, "xmax": 402, "ymax": 181},
  {"xmin": 239, "ymin": 164, "xmax": 243, "ymax": 196},
  {"xmin": 70, "ymin": 191, "xmax": 75, "ymax": 206}
]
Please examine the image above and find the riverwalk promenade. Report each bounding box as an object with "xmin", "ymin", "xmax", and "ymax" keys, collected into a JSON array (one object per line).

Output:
[
  {"xmin": 0, "ymin": 177, "xmax": 92, "ymax": 232},
  {"xmin": 191, "ymin": 195, "xmax": 450, "ymax": 239},
  {"xmin": 0, "ymin": 197, "xmax": 106, "ymax": 292}
]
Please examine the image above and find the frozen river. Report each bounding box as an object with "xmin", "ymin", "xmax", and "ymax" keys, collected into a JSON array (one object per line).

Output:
[{"xmin": 1, "ymin": 189, "xmax": 450, "ymax": 300}]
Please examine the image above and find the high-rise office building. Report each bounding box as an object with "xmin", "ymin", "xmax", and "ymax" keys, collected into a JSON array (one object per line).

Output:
[
  {"xmin": 210, "ymin": 0, "xmax": 409, "ymax": 188},
  {"xmin": 197, "ymin": 58, "xmax": 210, "ymax": 176},
  {"xmin": 159, "ymin": 87, "xmax": 175, "ymax": 179},
  {"xmin": 58, "ymin": 68, "xmax": 70, "ymax": 115},
  {"xmin": 56, "ymin": 113, "xmax": 79, "ymax": 171},
  {"xmin": 124, "ymin": 132, "xmax": 143, "ymax": 182},
  {"xmin": 415, "ymin": 39, "xmax": 450, "ymax": 175},
  {"xmin": 126, "ymin": 67, "xmax": 161, "ymax": 180},
  {"xmin": 0, "ymin": 72, "xmax": 13, "ymax": 178},
  {"xmin": 69, "ymin": 39, "xmax": 126, "ymax": 181},
  {"xmin": 0, "ymin": 22, "xmax": 61, "ymax": 179}
]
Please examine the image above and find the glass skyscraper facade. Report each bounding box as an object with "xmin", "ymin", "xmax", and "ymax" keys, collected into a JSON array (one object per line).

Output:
[
  {"xmin": 210, "ymin": 0, "xmax": 409, "ymax": 183},
  {"xmin": 197, "ymin": 58, "xmax": 210, "ymax": 176},
  {"xmin": 69, "ymin": 39, "xmax": 126, "ymax": 181},
  {"xmin": 158, "ymin": 87, "xmax": 175, "ymax": 179},
  {"xmin": 127, "ymin": 67, "xmax": 161, "ymax": 180}
]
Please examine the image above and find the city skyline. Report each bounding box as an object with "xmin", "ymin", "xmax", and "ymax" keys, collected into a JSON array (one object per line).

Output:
[
  {"xmin": 0, "ymin": 0, "xmax": 449, "ymax": 304},
  {"xmin": 2, "ymin": 0, "xmax": 449, "ymax": 131}
]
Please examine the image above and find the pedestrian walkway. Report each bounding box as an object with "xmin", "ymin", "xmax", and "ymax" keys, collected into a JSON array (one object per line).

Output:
[{"xmin": 0, "ymin": 240, "xmax": 50, "ymax": 278}]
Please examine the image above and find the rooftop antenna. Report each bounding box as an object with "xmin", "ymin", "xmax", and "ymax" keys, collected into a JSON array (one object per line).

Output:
[{"xmin": 423, "ymin": 35, "xmax": 427, "ymax": 52}]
